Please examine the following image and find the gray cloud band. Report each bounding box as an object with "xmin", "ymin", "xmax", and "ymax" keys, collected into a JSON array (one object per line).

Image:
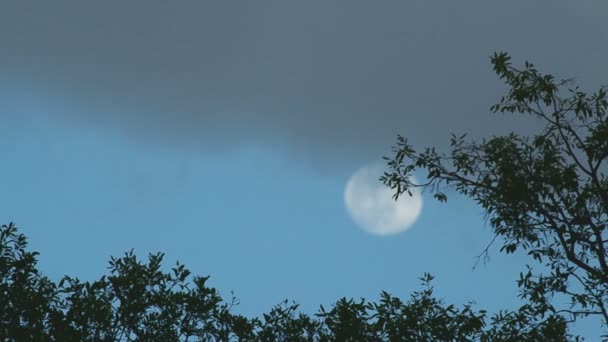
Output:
[{"xmin": 1, "ymin": 1, "xmax": 606, "ymax": 172}]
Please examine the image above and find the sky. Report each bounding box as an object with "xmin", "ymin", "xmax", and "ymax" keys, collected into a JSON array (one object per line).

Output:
[{"xmin": 1, "ymin": 1, "xmax": 607, "ymax": 338}]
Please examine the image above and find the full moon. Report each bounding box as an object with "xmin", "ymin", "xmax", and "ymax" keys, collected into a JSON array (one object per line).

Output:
[{"xmin": 344, "ymin": 163, "xmax": 423, "ymax": 236}]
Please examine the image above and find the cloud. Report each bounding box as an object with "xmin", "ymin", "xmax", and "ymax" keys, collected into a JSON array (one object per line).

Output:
[{"xmin": 1, "ymin": 1, "xmax": 606, "ymax": 172}]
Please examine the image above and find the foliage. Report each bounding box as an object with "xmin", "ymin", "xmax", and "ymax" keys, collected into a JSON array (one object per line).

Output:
[
  {"xmin": 382, "ymin": 52, "xmax": 608, "ymax": 338},
  {"xmin": 0, "ymin": 222, "xmax": 58, "ymax": 340},
  {"xmin": 1, "ymin": 222, "xmax": 574, "ymax": 341}
]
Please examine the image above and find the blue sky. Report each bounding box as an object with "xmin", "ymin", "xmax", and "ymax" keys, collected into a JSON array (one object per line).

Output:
[
  {"xmin": 1, "ymin": 104, "xmax": 600, "ymax": 337},
  {"xmin": 1, "ymin": 1, "xmax": 607, "ymax": 339}
]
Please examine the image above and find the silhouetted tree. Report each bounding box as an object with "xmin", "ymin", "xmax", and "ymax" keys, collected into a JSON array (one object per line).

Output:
[
  {"xmin": 382, "ymin": 52, "xmax": 608, "ymax": 339},
  {"xmin": 0, "ymin": 223, "xmax": 57, "ymax": 340},
  {"xmin": 1, "ymin": 222, "xmax": 574, "ymax": 341}
]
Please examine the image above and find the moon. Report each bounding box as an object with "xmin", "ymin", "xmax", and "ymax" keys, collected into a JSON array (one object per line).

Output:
[{"xmin": 344, "ymin": 163, "xmax": 423, "ymax": 236}]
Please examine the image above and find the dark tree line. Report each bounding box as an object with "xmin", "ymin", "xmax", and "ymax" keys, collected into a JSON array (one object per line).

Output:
[{"xmin": 0, "ymin": 222, "xmax": 571, "ymax": 341}]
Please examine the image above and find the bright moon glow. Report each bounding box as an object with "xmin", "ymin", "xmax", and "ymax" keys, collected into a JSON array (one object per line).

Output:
[{"xmin": 344, "ymin": 163, "xmax": 423, "ymax": 236}]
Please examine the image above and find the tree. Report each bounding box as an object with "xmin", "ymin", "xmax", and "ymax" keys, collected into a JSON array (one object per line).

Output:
[
  {"xmin": 1, "ymin": 222, "xmax": 573, "ymax": 341},
  {"xmin": 0, "ymin": 222, "xmax": 57, "ymax": 340},
  {"xmin": 382, "ymin": 52, "xmax": 608, "ymax": 338}
]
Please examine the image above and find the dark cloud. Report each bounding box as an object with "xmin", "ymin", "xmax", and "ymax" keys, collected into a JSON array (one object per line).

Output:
[{"xmin": 2, "ymin": 1, "xmax": 607, "ymax": 171}]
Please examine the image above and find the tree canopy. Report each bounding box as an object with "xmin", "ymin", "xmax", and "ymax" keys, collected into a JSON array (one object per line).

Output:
[
  {"xmin": 0, "ymin": 222, "xmax": 573, "ymax": 341},
  {"xmin": 382, "ymin": 51, "xmax": 608, "ymax": 339}
]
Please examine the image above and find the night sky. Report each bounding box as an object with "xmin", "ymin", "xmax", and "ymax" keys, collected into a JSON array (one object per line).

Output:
[{"xmin": 1, "ymin": 1, "xmax": 607, "ymax": 339}]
